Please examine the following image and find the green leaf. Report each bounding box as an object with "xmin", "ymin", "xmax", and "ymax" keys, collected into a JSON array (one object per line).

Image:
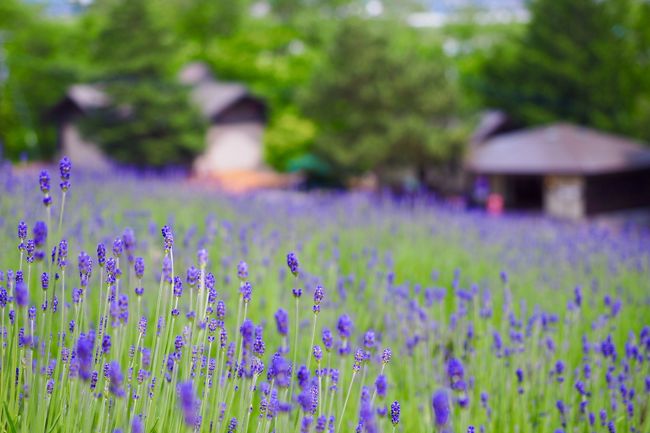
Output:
[
  {"xmin": 3, "ymin": 402, "xmax": 17, "ymax": 433},
  {"xmin": 47, "ymin": 412, "xmax": 62, "ymax": 433}
]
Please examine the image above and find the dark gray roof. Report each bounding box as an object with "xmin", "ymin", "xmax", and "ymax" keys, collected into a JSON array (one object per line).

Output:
[
  {"xmin": 466, "ymin": 123, "xmax": 650, "ymax": 175},
  {"xmin": 65, "ymin": 84, "xmax": 110, "ymax": 111},
  {"xmin": 190, "ymin": 81, "xmax": 253, "ymax": 120},
  {"xmin": 58, "ymin": 62, "xmax": 263, "ymax": 121}
]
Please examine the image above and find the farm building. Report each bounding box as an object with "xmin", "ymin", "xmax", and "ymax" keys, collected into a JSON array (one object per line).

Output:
[
  {"xmin": 466, "ymin": 123, "xmax": 650, "ymax": 219},
  {"xmin": 50, "ymin": 62, "xmax": 268, "ymax": 177}
]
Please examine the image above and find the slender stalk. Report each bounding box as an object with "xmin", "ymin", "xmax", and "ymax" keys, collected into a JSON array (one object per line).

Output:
[{"xmin": 337, "ymin": 371, "xmax": 357, "ymax": 433}]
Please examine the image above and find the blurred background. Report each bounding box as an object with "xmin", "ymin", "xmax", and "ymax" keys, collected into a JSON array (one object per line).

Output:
[{"xmin": 1, "ymin": 0, "xmax": 650, "ymax": 219}]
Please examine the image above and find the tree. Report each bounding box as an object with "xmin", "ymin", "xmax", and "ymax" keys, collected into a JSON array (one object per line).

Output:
[
  {"xmin": 474, "ymin": 0, "xmax": 640, "ymax": 137},
  {"xmin": 0, "ymin": 0, "xmax": 81, "ymax": 160},
  {"xmin": 79, "ymin": 0, "xmax": 204, "ymax": 168},
  {"xmin": 300, "ymin": 18, "xmax": 466, "ymax": 182}
]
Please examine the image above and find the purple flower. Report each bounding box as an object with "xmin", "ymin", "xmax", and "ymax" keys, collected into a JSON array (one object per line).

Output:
[
  {"xmin": 76, "ymin": 333, "xmax": 94, "ymax": 381},
  {"xmin": 102, "ymin": 334, "xmax": 111, "ymax": 354},
  {"xmin": 322, "ymin": 328, "xmax": 333, "ymax": 351},
  {"xmin": 122, "ymin": 228, "xmax": 136, "ymax": 261},
  {"xmin": 18, "ymin": 220, "xmax": 27, "ymax": 244},
  {"xmin": 292, "ymin": 288, "xmax": 303, "ymax": 298},
  {"xmin": 33, "ymin": 221, "xmax": 47, "ymax": 248},
  {"xmin": 59, "ymin": 156, "xmax": 71, "ymax": 191},
  {"xmin": 112, "ymin": 237, "xmax": 124, "ymax": 257},
  {"xmin": 57, "ymin": 240, "xmax": 68, "ymax": 268},
  {"xmin": 25, "ymin": 239, "xmax": 35, "ymax": 262},
  {"xmin": 432, "ymin": 389, "xmax": 450, "ymax": 426},
  {"xmin": 15, "ymin": 280, "xmax": 28, "ymax": 307},
  {"xmin": 108, "ymin": 361, "xmax": 125, "ymax": 397},
  {"xmin": 390, "ymin": 401, "xmax": 400, "ymax": 426},
  {"xmin": 197, "ymin": 249, "xmax": 208, "ymax": 267},
  {"xmin": 375, "ymin": 374, "xmax": 387, "ymax": 398},
  {"xmin": 47, "ymin": 378, "xmax": 54, "ymax": 394},
  {"xmin": 97, "ymin": 243, "xmax": 106, "ymax": 267},
  {"xmin": 173, "ymin": 276, "xmax": 183, "ymax": 297},
  {"xmin": 381, "ymin": 348, "xmax": 392, "ymax": 364},
  {"xmin": 313, "ymin": 345, "xmax": 323, "ymax": 362},
  {"xmin": 228, "ymin": 417, "xmax": 238, "ymax": 432},
  {"xmin": 314, "ymin": 285, "xmax": 324, "ymax": 306},
  {"xmin": 178, "ymin": 381, "xmax": 199, "ymax": 427},
  {"xmin": 134, "ymin": 257, "xmax": 145, "ymax": 279},
  {"xmin": 237, "ymin": 261, "xmax": 248, "ymax": 280},
  {"xmin": 186, "ymin": 266, "xmax": 199, "ymax": 287},
  {"xmin": 353, "ymin": 348, "xmax": 365, "ymax": 372},
  {"xmin": 287, "ymin": 252, "xmax": 300, "ymax": 276},
  {"xmin": 241, "ymin": 281, "xmax": 252, "ymax": 303},
  {"xmin": 161, "ymin": 225, "xmax": 174, "ymax": 251},
  {"xmin": 39, "ymin": 170, "xmax": 51, "ymax": 194},
  {"xmin": 132, "ymin": 415, "xmax": 143, "ymax": 433},
  {"xmin": 275, "ymin": 308, "xmax": 289, "ymax": 336},
  {"xmin": 337, "ymin": 314, "xmax": 353, "ymax": 339},
  {"xmin": 364, "ymin": 330, "xmax": 376, "ymax": 348},
  {"xmin": 516, "ymin": 368, "xmax": 523, "ymax": 383}
]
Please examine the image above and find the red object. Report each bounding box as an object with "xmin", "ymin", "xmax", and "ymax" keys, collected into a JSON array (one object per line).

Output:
[{"xmin": 487, "ymin": 193, "xmax": 504, "ymax": 215}]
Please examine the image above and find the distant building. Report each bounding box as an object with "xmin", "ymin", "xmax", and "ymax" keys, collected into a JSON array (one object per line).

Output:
[
  {"xmin": 466, "ymin": 123, "xmax": 650, "ymax": 219},
  {"xmin": 50, "ymin": 62, "xmax": 268, "ymax": 177}
]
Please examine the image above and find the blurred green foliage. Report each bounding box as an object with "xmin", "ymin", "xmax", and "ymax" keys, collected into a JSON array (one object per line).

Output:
[
  {"xmin": 470, "ymin": 0, "xmax": 650, "ymax": 141},
  {"xmin": 77, "ymin": 0, "xmax": 205, "ymax": 167},
  {"xmin": 1, "ymin": 0, "xmax": 649, "ymax": 181},
  {"xmin": 300, "ymin": 18, "xmax": 467, "ymax": 181}
]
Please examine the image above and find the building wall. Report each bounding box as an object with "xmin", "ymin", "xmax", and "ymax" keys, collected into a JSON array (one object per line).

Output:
[
  {"xmin": 61, "ymin": 122, "xmax": 112, "ymax": 171},
  {"xmin": 193, "ymin": 121, "xmax": 265, "ymax": 176},
  {"xmin": 543, "ymin": 175, "xmax": 585, "ymax": 219}
]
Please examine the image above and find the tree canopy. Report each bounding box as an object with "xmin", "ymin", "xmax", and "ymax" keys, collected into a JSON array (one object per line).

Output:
[{"xmin": 300, "ymin": 19, "xmax": 467, "ymax": 181}]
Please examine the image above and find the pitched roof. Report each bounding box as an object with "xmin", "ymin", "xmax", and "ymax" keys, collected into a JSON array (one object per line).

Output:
[
  {"xmin": 65, "ymin": 84, "xmax": 110, "ymax": 111},
  {"xmin": 56, "ymin": 63, "xmax": 264, "ymax": 121},
  {"xmin": 466, "ymin": 123, "xmax": 650, "ymax": 175}
]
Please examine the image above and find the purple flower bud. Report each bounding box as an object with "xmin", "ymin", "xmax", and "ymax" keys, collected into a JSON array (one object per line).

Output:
[
  {"xmin": 313, "ymin": 345, "xmax": 323, "ymax": 362},
  {"xmin": 57, "ymin": 240, "xmax": 68, "ymax": 269},
  {"xmin": 33, "ymin": 221, "xmax": 47, "ymax": 248},
  {"xmin": 161, "ymin": 226, "xmax": 174, "ymax": 251},
  {"xmin": 237, "ymin": 261, "xmax": 248, "ymax": 280},
  {"xmin": 132, "ymin": 415, "xmax": 143, "ymax": 433},
  {"xmin": 287, "ymin": 252, "xmax": 300, "ymax": 276},
  {"xmin": 15, "ymin": 279, "xmax": 28, "ymax": 307},
  {"xmin": 432, "ymin": 389, "xmax": 450, "ymax": 426},
  {"xmin": 275, "ymin": 308, "xmax": 289, "ymax": 336},
  {"xmin": 337, "ymin": 314, "xmax": 353, "ymax": 339},
  {"xmin": 59, "ymin": 156, "xmax": 71, "ymax": 189},
  {"xmin": 173, "ymin": 276, "xmax": 183, "ymax": 297},
  {"xmin": 198, "ymin": 249, "xmax": 208, "ymax": 267},
  {"xmin": 322, "ymin": 328, "xmax": 333, "ymax": 351},
  {"xmin": 390, "ymin": 401, "xmax": 400, "ymax": 426},
  {"xmin": 108, "ymin": 361, "xmax": 125, "ymax": 397},
  {"xmin": 364, "ymin": 330, "xmax": 375, "ymax": 348},
  {"xmin": 112, "ymin": 237, "xmax": 123, "ymax": 257},
  {"xmin": 39, "ymin": 170, "xmax": 51, "ymax": 194},
  {"xmin": 353, "ymin": 348, "xmax": 365, "ymax": 372},
  {"xmin": 241, "ymin": 281, "xmax": 252, "ymax": 303},
  {"xmin": 381, "ymin": 348, "xmax": 392, "ymax": 364},
  {"xmin": 314, "ymin": 285, "xmax": 324, "ymax": 305},
  {"xmin": 97, "ymin": 243, "xmax": 106, "ymax": 267},
  {"xmin": 178, "ymin": 380, "xmax": 199, "ymax": 427},
  {"xmin": 134, "ymin": 257, "xmax": 145, "ymax": 279},
  {"xmin": 375, "ymin": 374, "xmax": 387, "ymax": 398},
  {"xmin": 292, "ymin": 288, "xmax": 302, "ymax": 298}
]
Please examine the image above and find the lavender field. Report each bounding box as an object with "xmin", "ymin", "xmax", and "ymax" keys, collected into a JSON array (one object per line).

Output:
[{"xmin": 0, "ymin": 159, "xmax": 649, "ymax": 433}]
